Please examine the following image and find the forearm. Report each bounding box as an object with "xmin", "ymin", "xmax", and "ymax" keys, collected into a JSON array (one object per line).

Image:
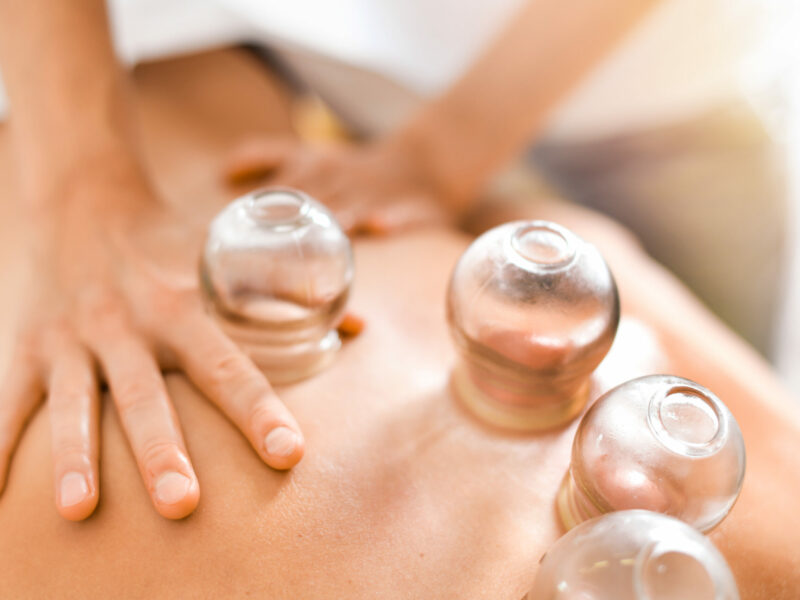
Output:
[
  {"xmin": 394, "ymin": 0, "xmax": 660, "ymax": 208},
  {"xmin": 0, "ymin": 0, "xmax": 141, "ymax": 200}
]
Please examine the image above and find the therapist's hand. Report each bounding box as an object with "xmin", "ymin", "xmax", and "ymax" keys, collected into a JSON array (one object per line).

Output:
[
  {"xmin": 224, "ymin": 137, "xmax": 452, "ymax": 235},
  {"xmin": 0, "ymin": 158, "xmax": 305, "ymax": 521}
]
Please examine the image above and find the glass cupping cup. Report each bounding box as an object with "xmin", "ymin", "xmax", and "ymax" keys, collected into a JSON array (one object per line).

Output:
[
  {"xmin": 447, "ymin": 220, "xmax": 619, "ymax": 430},
  {"xmin": 557, "ymin": 375, "xmax": 746, "ymax": 532},
  {"xmin": 200, "ymin": 187, "xmax": 353, "ymax": 383},
  {"xmin": 529, "ymin": 510, "xmax": 739, "ymax": 600}
]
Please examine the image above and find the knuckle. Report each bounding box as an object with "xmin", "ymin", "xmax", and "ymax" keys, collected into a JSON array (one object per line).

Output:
[
  {"xmin": 52, "ymin": 439, "xmax": 91, "ymax": 461},
  {"xmin": 207, "ymin": 351, "xmax": 254, "ymax": 388},
  {"xmin": 45, "ymin": 318, "xmax": 73, "ymax": 340},
  {"xmin": 49, "ymin": 389, "xmax": 91, "ymax": 411},
  {"xmin": 81, "ymin": 285, "xmax": 120, "ymax": 318},
  {"xmin": 140, "ymin": 439, "xmax": 182, "ymax": 470},
  {"xmin": 145, "ymin": 284, "xmax": 187, "ymax": 317},
  {"xmin": 37, "ymin": 321, "xmax": 88, "ymax": 365},
  {"xmin": 78, "ymin": 285, "xmax": 127, "ymax": 333},
  {"xmin": 114, "ymin": 380, "xmax": 159, "ymax": 416},
  {"xmin": 140, "ymin": 286, "xmax": 198, "ymax": 334},
  {"xmin": 246, "ymin": 398, "xmax": 281, "ymax": 433}
]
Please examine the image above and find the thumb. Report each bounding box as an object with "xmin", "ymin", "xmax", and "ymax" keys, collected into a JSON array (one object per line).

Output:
[
  {"xmin": 357, "ymin": 194, "xmax": 451, "ymax": 236},
  {"xmin": 223, "ymin": 138, "xmax": 297, "ymax": 185}
]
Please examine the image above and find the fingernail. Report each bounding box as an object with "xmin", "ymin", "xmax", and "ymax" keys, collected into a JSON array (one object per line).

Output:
[
  {"xmin": 264, "ymin": 427, "xmax": 299, "ymax": 458},
  {"xmin": 60, "ymin": 471, "xmax": 89, "ymax": 507},
  {"xmin": 154, "ymin": 471, "xmax": 192, "ymax": 505}
]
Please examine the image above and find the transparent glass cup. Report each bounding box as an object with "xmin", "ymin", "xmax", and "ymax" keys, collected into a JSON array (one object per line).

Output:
[
  {"xmin": 557, "ymin": 375, "xmax": 746, "ymax": 532},
  {"xmin": 200, "ymin": 187, "xmax": 353, "ymax": 383},
  {"xmin": 529, "ymin": 510, "xmax": 740, "ymax": 600},
  {"xmin": 447, "ymin": 220, "xmax": 619, "ymax": 430}
]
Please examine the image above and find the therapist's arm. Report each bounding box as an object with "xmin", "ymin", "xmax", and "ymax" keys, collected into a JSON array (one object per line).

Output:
[
  {"xmin": 0, "ymin": 0, "xmax": 305, "ymax": 521},
  {"xmin": 0, "ymin": 0, "xmax": 140, "ymax": 196},
  {"xmin": 223, "ymin": 0, "xmax": 661, "ymax": 230},
  {"xmin": 392, "ymin": 0, "xmax": 661, "ymax": 209}
]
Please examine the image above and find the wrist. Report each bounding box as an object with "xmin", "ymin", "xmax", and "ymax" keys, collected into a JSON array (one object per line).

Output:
[
  {"xmin": 19, "ymin": 138, "xmax": 150, "ymax": 208},
  {"xmin": 20, "ymin": 155, "xmax": 161, "ymax": 260},
  {"xmin": 7, "ymin": 60, "xmax": 144, "ymax": 206},
  {"xmin": 383, "ymin": 121, "xmax": 476, "ymax": 215},
  {"xmin": 13, "ymin": 122, "xmax": 140, "ymax": 194},
  {"xmin": 21, "ymin": 151, "xmax": 159, "ymax": 262}
]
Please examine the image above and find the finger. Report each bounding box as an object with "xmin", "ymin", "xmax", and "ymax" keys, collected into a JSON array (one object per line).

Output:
[
  {"xmin": 335, "ymin": 204, "xmax": 362, "ymax": 235},
  {"xmin": 269, "ymin": 148, "xmax": 346, "ymax": 200},
  {"xmin": 285, "ymin": 174, "xmax": 346, "ymax": 208},
  {"xmin": 164, "ymin": 312, "xmax": 304, "ymax": 470},
  {"xmin": 271, "ymin": 157, "xmax": 321, "ymax": 193},
  {"xmin": 0, "ymin": 344, "xmax": 43, "ymax": 494},
  {"xmin": 224, "ymin": 138, "xmax": 297, "ymax": 185},
  {"xmin": 353, "ymin": 194, "xmax": 450, "ymax": 236},
  {"xmin": 95, "ymin": 332, "xmax": 199, "ymax": 519},
  {"xmin": 47, "ymin": 343, "xmax": 100, "ymax": 521}
]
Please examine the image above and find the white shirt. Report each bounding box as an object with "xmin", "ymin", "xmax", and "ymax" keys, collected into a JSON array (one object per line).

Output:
[{"xmin": 0, "ymin": 0, "xmax": 759, "ymax": 141}]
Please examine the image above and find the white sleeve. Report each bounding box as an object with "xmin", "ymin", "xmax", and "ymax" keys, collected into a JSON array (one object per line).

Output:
[
  {"xmin": 0, "ymin": 0, "xmax": 252, "ymax": 121},
  {"xmin": 107, "ymin": 0, "xmax": 253, "ymax": 65}
]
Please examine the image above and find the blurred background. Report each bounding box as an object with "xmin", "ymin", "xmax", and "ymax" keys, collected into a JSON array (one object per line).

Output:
[{"xmin": 754, "ymin": 1, "xmax": 800, "ymax": 393}]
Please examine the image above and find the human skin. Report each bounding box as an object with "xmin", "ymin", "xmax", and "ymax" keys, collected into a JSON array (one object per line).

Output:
[
  {"xmin": 1, "ymin": 49, "xmax": 799, "ymax": 599},
  {"xmin": 223, "ymin": 0, "xmax": 662, "ymax": 229},
  {"xmin": 0, "ymin": 0, "xmax": 304, "ymax": 521}
]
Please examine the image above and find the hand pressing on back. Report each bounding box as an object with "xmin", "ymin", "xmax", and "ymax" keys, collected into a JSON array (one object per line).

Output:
[
  {"xmin": 224, "ymin": 136, "xmax": 454, "ymax": 235},
  {"xmin": 0, "ymin": 158, "xmax": 306, "ymax": 521}
]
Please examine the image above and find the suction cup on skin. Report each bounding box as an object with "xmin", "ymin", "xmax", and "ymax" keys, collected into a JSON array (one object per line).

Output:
[
  {"xmin": 529, "ymin": 510, "xmax": 740, "ymax": 600},
  {"xmin": 447, "ymin": 220, "xmax": 619, "ymax": 430},
  {"xmin": 557, "ymin": 375, "xmax": 746, "ymax": 532},
  {"xmin": 201, "ymin": 187, "xmax": 353, "ymax": 383}
]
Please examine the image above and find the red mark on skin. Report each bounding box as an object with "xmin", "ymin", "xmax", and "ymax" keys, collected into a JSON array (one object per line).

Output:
[{"xmin": 337, "ymin": 312, "xmax": 365, "ymax": 339}]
